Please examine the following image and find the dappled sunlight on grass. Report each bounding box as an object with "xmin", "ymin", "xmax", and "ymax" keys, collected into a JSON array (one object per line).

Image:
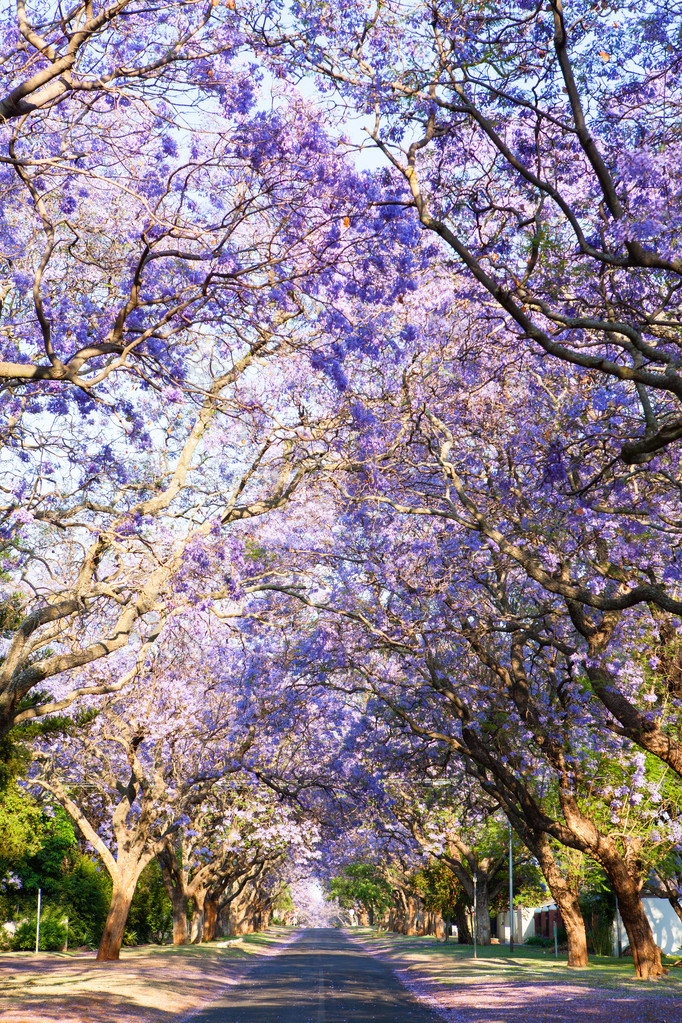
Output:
[
  {"xmin": 0, "ymin": 926, "xmax": 297, "ymax": 1023},
  {"xmin": 348, "ymin": 927, "xmax": 682, "ymax": 999}
]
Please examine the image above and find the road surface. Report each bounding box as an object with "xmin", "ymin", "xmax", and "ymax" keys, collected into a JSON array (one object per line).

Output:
[{"xmin": 191, "ymin": 927, "xmax": 444, "ymax": 1023}]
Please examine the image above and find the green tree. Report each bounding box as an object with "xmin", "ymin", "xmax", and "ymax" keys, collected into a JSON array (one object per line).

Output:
[
  {"xmin": 328, "ymin": 863, "xmax": 393, "ymax": 929},
  {"xmin": 126, "ymin": 859, "xmax": 172, "ymax": 945},
  {"xmin": 414, "ymin": 861, "xmax": 462, "ymax": 942}
]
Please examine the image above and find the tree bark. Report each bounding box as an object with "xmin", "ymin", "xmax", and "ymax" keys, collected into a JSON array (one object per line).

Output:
[
  {"xmin": 203, "ymin": 897, "xmax": 218, "ymax": 942},
  {"xmin": 561, "ymin": 805, "xmax": 665, "ymax": 979},
  {"xmin": 391, "ymin": 889, "xmax": 408, "ymax": 933},
  {"xmin": 454, "ymin": 895, "xmax": 472, "ymax": 944},
  {"xmin": 191, "ymin": 890, "xmax": 206, "ymax": 944},
  {"xmin": 157, "ymin": 845, "xmax": 190, "ymax": 946},
  {"xmin": 532, "ymin": 832, "xmax": 588, "ymax": 968},
  {"xmin": 171, "ymin": 890, "xmax": 189, "ymax": 945},
  {"xmin": 474, "ymin": 879, "xmax": 492, "ymax": 945},
  {"xmin": 613, "ymin": 875, "xmax": 665, "ymax": 980},
  {"xmin": 560, "ymin": 800, "xmax": 665, "ymax": 978},
  {"xmin": 406, "ymin": 896, "xmax": 419, "ymax": 936},
  {"xmin": 96, "ymin": 877, "xmax": 137, "ymax": 961}
]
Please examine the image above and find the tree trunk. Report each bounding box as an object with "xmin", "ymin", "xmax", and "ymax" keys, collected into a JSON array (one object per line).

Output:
[
  {"xmin": 97, "ymin": 877, "xmax": 137, "ymax": 961},
  {"xmin": 392, "ymin": 890, "xmax": 407, "ymax": 933},
  {"xmin": 406, "ymin": 896, "xmax": 420, "ymax": 936},
  {"xmin": 157, "ymin": 844, "xmax": 190, "ymax": 946},
  {"xmin": 172, "ymin": 889, "xmax": 189, "ymax": 945},
  {"xmin": 614, "ymin": 880, "xmax": 665, "ymax": 980},
  {"xmin": 474, "ymin": 879, "xmax": 492, "ymax": 945},
  {"xmin": 454, "ymin": 896, "xmax": 472, "ymax": 944},
  {"xmin": 217, "ymin": 904, "xmax": 229, "ymax": 937},
  {"xmin": 578, "ymin": 833, "xmax": 666, "ymax": 980},
  {"xmin": 227, "ymin": 891, "xmax": 249, "ymax": 936},
  {"xmin": 203, "ymin": 897, "xmax": 218, "ymax": 942},
  {"xmin": 554, "ymin": 888, "xmax": 588, "ymax": 968},
  {"xmin": 191, "ymin": 890, "xmax": 206, "ymax": 944},
  {"xmin": 532, "ymin": 832, "xmax": 588, "ymax": 968},
  {"xmin": 550, "ymin": 790, "xmax": 665, "ymax": 978}
]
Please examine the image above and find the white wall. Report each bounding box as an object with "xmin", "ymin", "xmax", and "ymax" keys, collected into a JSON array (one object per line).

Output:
[
  {"xmin": 497, "ymin": 906, "xmax": 536, "ymax": 943},
  {"xmin": 613, "ymin": 898, "xmax": 682, "ymax": 955},
  {"xmin": 643, "ymin": 898, "xmax": 682, "ymax": 955}
]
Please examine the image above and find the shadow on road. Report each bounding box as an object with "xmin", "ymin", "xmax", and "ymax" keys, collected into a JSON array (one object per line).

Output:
[{"xmin": 192, "ymin": 927, "xmax": 443, "ymax": 1022}]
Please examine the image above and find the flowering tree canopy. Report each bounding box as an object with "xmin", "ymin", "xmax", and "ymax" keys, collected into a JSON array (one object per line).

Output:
[{"xmin": 3, "ymin": 0, "xmax": 682, "ymax": 982}]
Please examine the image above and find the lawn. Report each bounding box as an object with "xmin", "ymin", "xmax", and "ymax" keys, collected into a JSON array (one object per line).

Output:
[
  {"xmin": 349, "ymin": 928, "xmax": 682, "ymax": 1022},
  {"xmin": 0, "ymin": 926, "xmax": 295, "ymax": 1023}
]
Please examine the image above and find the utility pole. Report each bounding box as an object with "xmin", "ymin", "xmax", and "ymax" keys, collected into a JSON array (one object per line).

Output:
[
  {"xmin": 509, "ymin": 822, "xmax": 514, "ymax": 953},
  {"xmin": 473, "ymin": 871, "xmax": 478, "ymax": 959},
  {"xmin": 35, "ymin": 889, "xmax": 41, "ymax": 954}
]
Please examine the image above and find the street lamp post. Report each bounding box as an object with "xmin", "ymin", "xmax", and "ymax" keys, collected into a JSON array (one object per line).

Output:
[
  {"xmin": 473, "ymin": 871, "xmax": 478, "ymax": 960},
  {"xmin": 509, "ymin": 822, "xmax": 514, "ymax": 953},
  {"xmin": 35, "ymin": 888, "xmax": 41, "ymax": 954}
]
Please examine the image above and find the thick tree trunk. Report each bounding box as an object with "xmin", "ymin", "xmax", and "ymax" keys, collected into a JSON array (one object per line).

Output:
[
  {"xmin": 217, "ymin": 904, "xmax": 229, "ymax": 937},
  {"xmin": 203, "ymin": 897, "xmax": 218, "ymax": 942},
  {"xmin": 555, "ymin": 889, "xmax": 588, "ymax": 968},
  {"xmin": 575, "ymin": 831, "xmax": 667, "ymax": 979},
  {"xmin": 614, "ymin": 879, "xmax": 665, "ymax": 980},
  {"xmin": 172, "ymin": 890, "xmax": 189, "ymax": 945},
  {"xmin": 406, "ymin": 896, "xmax": 420, "ymax": 936},
  {"xmin": 474, "ymin": 880, "xmax": 492, "ymax": 945},
  {"xmin": 454, "ymin": 896, "xmax": 472, "ymax": 944},
  {"xmin": 392, "ymin": 890, "xmax": 408, "ymax": 933},
  {"xmin": 191, "ymin": 890, "xmax": 206, "ymax": 944},
  {"xmin": 532, "ymin": 832, "xmax": 588, "ymax": 968},
  {"xmin": 157, "ymin": 845, "xmax": 189, "ymax": 946},
  {"xmin": 553, "ymin": 790, "xmax": 665, "ymax": 978},
  {"xmin": 97, "ymin": 878, "xmax": 137, "ymax": 961},
  {"xmin": 227, "ymin": 892, "xmax": 248, "ymax": 936}
]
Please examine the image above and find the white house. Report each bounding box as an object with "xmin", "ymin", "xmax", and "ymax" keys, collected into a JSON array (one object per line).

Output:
[
  {"xmin": 496, "ymin": 904, "xmax": 540, "ymax": 943},
  {"xmin": 614, "ymin": 898, "xmax": 682, "ymax": 956}
]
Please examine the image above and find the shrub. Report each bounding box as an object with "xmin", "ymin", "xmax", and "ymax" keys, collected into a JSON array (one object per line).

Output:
[
  {"xmin": 13, "ymin": 907, "xmax": 67, "ymax": 951},
  {"xmin": 61, "ymin": 856, "xmax": 111, "ymax": 946},
  {"xmin": 126, "ymin": 859, "xmax": 171, "ymax": 944}
]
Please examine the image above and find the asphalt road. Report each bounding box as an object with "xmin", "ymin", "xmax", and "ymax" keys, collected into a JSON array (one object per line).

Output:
[{"xmin": 192, "ymin": 927, "xmax": 444, "ymax": 1023}]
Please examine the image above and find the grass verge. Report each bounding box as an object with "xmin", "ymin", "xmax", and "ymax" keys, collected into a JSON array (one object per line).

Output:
[{"xmin": 350, "ymin": 927, "xmax": 682, "ymax": 998}]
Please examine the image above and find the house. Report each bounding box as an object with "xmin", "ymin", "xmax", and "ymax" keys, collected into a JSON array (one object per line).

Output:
[
  {"xmin": 614, "ymin": 898, "xmax": 682, "ymax": 956},
  {"xmin": 495, "ymin": 903, "xmax": 543, "ymax": 943}
]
